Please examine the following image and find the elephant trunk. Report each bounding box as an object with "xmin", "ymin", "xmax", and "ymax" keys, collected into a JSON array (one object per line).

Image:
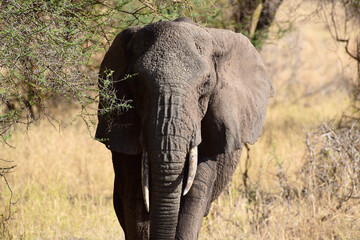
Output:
[
  {"xmin": 149, "ymin": 147, "xmax": 186, "ymax": 239},
  {"xmin": 145, "ymin": 93, "xmax": 195, "ymax": 239}
]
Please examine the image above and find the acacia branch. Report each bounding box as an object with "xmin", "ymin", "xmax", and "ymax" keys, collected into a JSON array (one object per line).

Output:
[{"xmin": 0, "ymin": 163, "xmax": 17, "ymax": 221}]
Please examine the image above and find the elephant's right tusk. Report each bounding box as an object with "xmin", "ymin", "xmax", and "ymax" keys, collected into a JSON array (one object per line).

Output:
[
  {"xmin": 183, "ymin": 146, "xmax": 198, "ymax": 195},
  {"xmin": 141, "ymin": 150, "xmax": 150, "ymax": 212}
]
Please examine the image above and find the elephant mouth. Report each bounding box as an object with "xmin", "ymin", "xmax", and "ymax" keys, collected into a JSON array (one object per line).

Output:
[{"xmin": 141, "ymin": 145, "xmax": 198, "ymax": 212}]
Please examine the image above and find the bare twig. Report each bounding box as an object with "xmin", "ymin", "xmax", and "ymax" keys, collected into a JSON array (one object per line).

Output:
[{"xmin": 0, "ymin": 162, "xmax": 17, "ymax": 222}]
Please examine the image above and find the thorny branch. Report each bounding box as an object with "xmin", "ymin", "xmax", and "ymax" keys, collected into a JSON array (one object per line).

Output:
[
  {"xmin": 316, "ymin": 0, "xmax": 360, "ymax": 63},
  {"xmin": 303, "ymin": 121, "xmax": 360, "ymax": 208},
  {"xmin": 0, "ymin": 162, "xmax": 17, "ymax": 222}
]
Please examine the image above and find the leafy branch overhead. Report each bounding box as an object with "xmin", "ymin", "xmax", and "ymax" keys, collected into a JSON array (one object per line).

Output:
[
  {"xmin": 0, "ymin": 0, "xmax": 137, "ymax": 140},
  {"xmin": 0, "ymin": 0, "xmax": 283, "ymax": 143}
]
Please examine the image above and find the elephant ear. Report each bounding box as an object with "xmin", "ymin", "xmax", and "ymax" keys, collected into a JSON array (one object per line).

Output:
[
  {"xmin": 200, "ymin": 29, "xmax": 274, "ymax": 156},
  {"xmin": 95, "ymin": 27, "xmax": 142, "ymax": 155}
]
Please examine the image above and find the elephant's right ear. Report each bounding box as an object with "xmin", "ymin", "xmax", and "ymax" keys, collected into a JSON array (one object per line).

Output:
[
  {"xmin": 200, "ymin": 28, "xmax": 273, "ymax": 156},
  {"xmin": 95, "ymin": 27, "xmax": 142, "ymax": 155}
]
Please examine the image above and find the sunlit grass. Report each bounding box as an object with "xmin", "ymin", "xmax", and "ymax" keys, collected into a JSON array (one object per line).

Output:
[{"xmin": 1, "ymin": 119, "xmax": 124, "ymax": 239}]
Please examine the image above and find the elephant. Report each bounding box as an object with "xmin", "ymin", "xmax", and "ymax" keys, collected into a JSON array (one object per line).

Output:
[{"xmin": 95, "ymin": 17, "xmax": 273, "ymax": 240}]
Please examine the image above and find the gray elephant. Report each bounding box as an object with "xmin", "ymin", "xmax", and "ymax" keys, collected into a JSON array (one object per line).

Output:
[{"xmin": 95, "ymin": 17, "xmax": 273, "ymax": 240}]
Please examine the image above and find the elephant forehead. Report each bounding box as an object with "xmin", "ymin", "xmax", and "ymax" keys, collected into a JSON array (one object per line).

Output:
[
  {"xmin": 133, "ymin": 20, "xmax": 211, "ymax": 50},
  {"xmin": 135, "ymin": 44, "xmax": 208, "ymax": 86},
  {"xmin": 132, "ymin": 22, "xmax": 212, "ymax": 83},
  {"xmin": 140, "ymin": 48, "xmax": 204, "ymax": 76}
]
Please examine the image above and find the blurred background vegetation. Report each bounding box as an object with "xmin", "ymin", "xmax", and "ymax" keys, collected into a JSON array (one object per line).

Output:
[{"xmin": 1, "ymin": 0, "xmax": 359, "ymax": 239}]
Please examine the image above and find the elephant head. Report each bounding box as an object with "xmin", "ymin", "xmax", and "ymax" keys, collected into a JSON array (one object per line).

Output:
[{"xmin": 96, "ymin": 17, "xmax": 273, "ymax": 239}]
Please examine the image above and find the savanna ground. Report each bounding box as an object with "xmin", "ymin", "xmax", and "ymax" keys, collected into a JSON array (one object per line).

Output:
[{"xmin": 1, "ymin": 1, "xmax": 360, "ymax": 239}]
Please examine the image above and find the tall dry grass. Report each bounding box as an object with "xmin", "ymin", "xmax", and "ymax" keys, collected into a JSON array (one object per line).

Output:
[{"xmin": 0, "ymin": 118, "xmax": 124, "ymax": 239}]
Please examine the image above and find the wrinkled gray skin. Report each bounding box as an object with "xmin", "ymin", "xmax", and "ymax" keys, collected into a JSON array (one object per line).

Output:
[{"xmin": 96, "ymin": 18, "xmax": 273, "ymax": 240}]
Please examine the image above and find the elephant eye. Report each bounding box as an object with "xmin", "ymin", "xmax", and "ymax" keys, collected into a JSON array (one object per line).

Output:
[{"xmin": 199, "ymin": 75, "xmax": 212, "ymax": 96}]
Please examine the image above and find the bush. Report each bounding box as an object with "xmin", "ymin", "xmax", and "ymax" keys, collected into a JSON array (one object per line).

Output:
[{"xmin": 303, "ymin": 122, "xmax": 360, "ymax": 207}]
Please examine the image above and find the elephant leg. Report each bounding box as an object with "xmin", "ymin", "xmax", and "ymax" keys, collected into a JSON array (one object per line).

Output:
[
  {"xmin": 112, "ymin": 151, "xmax": 150, "ymax": 240},
  {"xmin": 210, "ymin": 147, "xmax": 243, "ymax": 203},
  {"xmin": 113, "ymin": 179, "xmax": 126, "ymax": 229},
  {"xmin": 175, "ymin": 157, "xmax": 217, "ymax": 240},
  {"xmin": 175, "ymin": 148, "xmax": 243, "ymax": 240}
]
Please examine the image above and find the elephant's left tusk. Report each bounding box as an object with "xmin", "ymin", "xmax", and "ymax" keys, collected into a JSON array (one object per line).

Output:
[
  {"xmin": 141, "ymin": 150, "xmax": 150, "ymax": 212},
  {"xmin": 183, "ymin": 146, "xmax": 198, "ymax": 195}
]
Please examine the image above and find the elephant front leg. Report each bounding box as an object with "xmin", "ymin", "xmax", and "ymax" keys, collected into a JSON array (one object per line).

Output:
[
  {"xmin": 112, "ymin": 151, "xmax": 150, "ymax": 240},
  {"xmin": 210, "ymin": 148, "xmax": 243, "ymax": 203},
  {"xmin": 175, "ymin": 157, "xmax": 217, "ymax": 240},
  {"xmin": 175, "ymin": 148, "xmax": 243, "ymax": 240}
]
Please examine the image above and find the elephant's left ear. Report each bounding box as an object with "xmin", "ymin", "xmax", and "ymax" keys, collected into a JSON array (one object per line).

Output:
[
  {"xmin": 95, "ymin": 27, "xmax": 142, "ymax": 155},
  {"xmin": 200, "ymin": 29, "xmax": 274, "ymax": 156}
]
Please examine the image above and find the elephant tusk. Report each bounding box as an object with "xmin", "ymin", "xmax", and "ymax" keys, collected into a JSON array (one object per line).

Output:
[
  {"xmin": 183, "ymin": 146, "xmax": 198, "ymax": 195},
  {"xmin": 141, "ymin": 150, "xmax": 150, "ymax": 212}
]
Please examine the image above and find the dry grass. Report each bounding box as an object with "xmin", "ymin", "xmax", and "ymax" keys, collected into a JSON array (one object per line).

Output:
[{"xmin": 0, "ymin": 119, "xmax": 124, "ymax": 239}]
